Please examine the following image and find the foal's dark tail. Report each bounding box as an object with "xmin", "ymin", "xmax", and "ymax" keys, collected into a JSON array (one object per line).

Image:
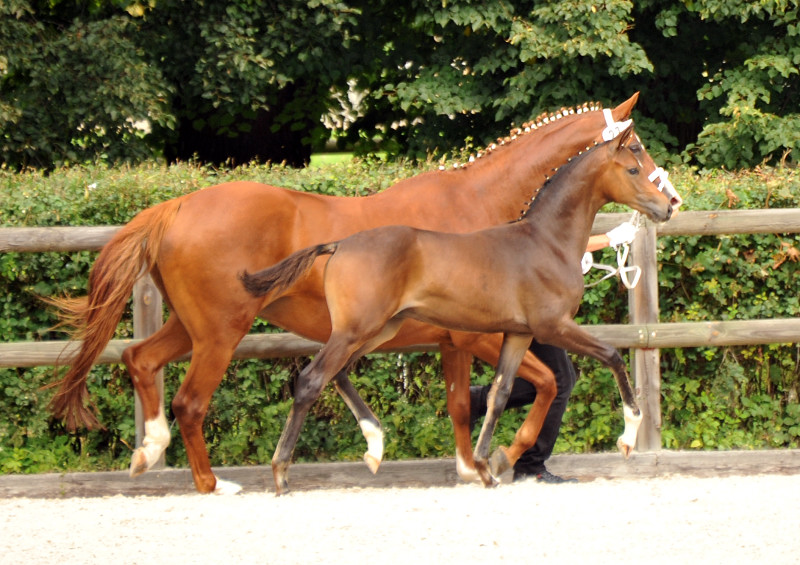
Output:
[{"xmin": 240, "ymin": 242, "xmax": 339, "ymax": 298}]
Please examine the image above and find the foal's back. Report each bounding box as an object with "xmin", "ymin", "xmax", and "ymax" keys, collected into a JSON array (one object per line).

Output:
[{"xmin": 323, "ymin": 221, "xmax": 564, "ymax": 336}]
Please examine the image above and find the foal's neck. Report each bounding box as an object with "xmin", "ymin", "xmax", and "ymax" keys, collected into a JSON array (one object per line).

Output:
[{"xmin": 523, "ymin": 151, "xmax": 609, "ymax": 261}]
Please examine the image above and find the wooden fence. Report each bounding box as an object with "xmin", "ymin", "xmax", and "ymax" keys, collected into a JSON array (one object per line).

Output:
[{"xmin": 2, "ymin": 209, "xmax": 800, "ymax": 453}]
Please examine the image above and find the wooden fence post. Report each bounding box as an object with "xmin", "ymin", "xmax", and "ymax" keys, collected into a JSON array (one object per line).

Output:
[
  {"xmin": 132, "ymin": 272, "xmax": 165, "ymax": 469},
  {"xmin": 628, "ymin": 219, "xmax": 662, "ymax": 451}
]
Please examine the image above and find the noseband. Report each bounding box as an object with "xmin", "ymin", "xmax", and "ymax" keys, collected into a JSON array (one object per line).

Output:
[{"xmin": 583, "ymin": 111, "xmax": 683, "ymax": 289}]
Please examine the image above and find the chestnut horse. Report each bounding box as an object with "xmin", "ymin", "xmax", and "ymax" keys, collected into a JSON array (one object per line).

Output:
[
  {"xmin": 47, "ymin": 93, "xmax": 677, "ymax": 494},
  {"xmin": 242, "ymin": 124, "xmax": 674, "ymax": 493}
]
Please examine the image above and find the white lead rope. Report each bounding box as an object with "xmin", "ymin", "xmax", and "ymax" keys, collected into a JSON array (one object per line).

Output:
[
  {"xmin": 581, "ymin": 109, "xmax": 683, "ymax": 289},
  {"xmin": 583, "ymin": 211, "xmax": 642, "ymax": 290}
]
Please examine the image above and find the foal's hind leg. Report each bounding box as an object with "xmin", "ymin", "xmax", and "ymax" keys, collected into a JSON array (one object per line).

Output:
[
  {"xmin": 332, "ymin": 370, "xmax": 384, "ymax": 473},
  {"xmin": 123, "ymin": 315, "xmax": 191, "ymax": 477},
  {"xmin": 272, "ymin": 340, "xmax": 362, "ymax": 495},
  {"xmin": 273, "ymin": 320, "xmax": 404, "ymax": 495}
]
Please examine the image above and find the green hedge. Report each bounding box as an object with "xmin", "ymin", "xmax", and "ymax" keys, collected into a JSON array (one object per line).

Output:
[{"xmin": 1, "ymin": 160, "xmax": 799, "ymax": 474}]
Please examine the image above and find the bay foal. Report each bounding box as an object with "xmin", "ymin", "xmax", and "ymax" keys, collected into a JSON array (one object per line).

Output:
[{"xmin": 242, "ymin": 125, "xmax": 674, "ymax": 493}]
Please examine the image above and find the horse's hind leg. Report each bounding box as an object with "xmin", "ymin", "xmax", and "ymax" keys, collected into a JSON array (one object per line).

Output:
[
  {"xmin": 123, "ymin": 315, "xmax": 191, "ymax": 477},
  {"xmin": 332, "ymin": 371, "xmax": 384, "ymax": 473},
  {"xmin": 473, "ymin": 333, "xmax": 533, "ymax": 487},
  {"xmin": 172, "ymin": 336, "xmax": 247, "ymax": 495}
]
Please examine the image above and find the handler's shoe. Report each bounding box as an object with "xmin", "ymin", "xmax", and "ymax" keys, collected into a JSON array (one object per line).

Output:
[{"xmin": 514, "ymin": 468, "xmax": 578, "ymax": 484}]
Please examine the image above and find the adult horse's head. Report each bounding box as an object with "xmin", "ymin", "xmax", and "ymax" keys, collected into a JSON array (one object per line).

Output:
[{"xmin": 601, "ymin": 125, "xmax": 677, "ymax": 223}]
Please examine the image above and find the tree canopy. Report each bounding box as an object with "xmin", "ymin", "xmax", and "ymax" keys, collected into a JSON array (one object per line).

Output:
[{"xmin": 1, "ymin": 0, "xmax": 798, "ymax": 170}]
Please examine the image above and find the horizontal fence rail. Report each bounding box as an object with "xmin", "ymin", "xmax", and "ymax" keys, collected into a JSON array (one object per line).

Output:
[
  {"xmin": 4, "ymin": 318, "xmax": 800, "ymax": 369},
  {"xmin": 5, "ymin": 209, "xmax": 800, "ymax": 253},
  {"xmin": 2, "ymin": 208, "xmax": 800, "ymax": 452}
]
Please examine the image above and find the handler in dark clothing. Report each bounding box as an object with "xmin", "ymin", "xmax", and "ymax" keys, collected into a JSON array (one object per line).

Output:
[{"xmin": 469, "ymin": 220, "xmax": 639, "ymax": 484}]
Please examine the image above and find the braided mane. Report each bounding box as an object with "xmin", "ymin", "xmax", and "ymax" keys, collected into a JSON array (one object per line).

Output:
[
  {"xmin": 440, "ymin": 101, "xmax": 603, "ymax": 172},
  {"xmin": 512, "ymin": 138, "xmax": 606, "ymax": 223}
]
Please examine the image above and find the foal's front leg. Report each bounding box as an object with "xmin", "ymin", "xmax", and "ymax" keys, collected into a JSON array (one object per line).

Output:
[
  {"xmin": 541, "ymin": 318, "xmax": 643, "ymax": 457},
  {"xmin": 472, "ymin": 333, "xmax": 533, "ymax": 486}
]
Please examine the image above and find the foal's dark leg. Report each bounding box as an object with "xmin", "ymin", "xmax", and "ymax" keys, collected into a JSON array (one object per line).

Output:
[
  {"xmin": 473, "ymin": 333, "xmax": 533, "ymax": 486},
  {"xmin": 332, "ymin": 370, "xmax": 384, "ymax": 473},
  {"xmin": 271, "ymin": 351, "xmax": 344, "ymax": 495},
  {"xmin": 272, "ymin": 321, "xmax": 405, "ymax": 494},
  {"xmin": 540, "ymin": 318, "xmax": 642, "ymax": 457}
]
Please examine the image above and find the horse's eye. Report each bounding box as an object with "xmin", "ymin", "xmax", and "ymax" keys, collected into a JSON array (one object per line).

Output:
[{"xmin": 628, "ymin": 168, "xmax": 639, "ymax": 175}]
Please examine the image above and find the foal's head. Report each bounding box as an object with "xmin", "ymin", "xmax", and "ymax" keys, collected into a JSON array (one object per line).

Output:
[{"xmin": 601, "ymin": 125, "xmax": 675, "ymax": 223}]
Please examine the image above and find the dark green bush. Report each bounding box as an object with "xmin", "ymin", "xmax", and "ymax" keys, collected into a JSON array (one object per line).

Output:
[{"xmin": 1, "ymin": 160, "xmax": 799, "ymax": 474}]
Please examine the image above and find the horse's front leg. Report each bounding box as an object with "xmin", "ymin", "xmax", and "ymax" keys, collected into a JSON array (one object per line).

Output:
[
  {"xmin": 439, "ymin": 342, "xmax": 479, "ymax": 483},
  {"xmin": 473, "ymin": 333, "xmax": 533, "ymax": 487},
  {"xmin": 332, "ymin": 370, "xmax": 384, "ymax": 474},
  {"xmin": 491, "ymin": 355, "xmax": 557, "ymax": 476},
  {"xmin": 450, "ymin": 331, "xmax": 559, "ymax": 477},
  {"xmin": 540, "ymin": 318, "xmax": 643, "ymax": 458}
]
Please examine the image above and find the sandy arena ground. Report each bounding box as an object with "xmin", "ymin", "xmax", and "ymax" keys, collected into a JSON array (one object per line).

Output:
[{"xmin": 2, "ymin": 473, "xmax": 799, "ymax": 564}]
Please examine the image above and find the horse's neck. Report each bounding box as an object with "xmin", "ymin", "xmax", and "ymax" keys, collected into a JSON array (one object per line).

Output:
[{"xmin": 371, "ymin": 114, "xmax": 603, "ymax": 228}]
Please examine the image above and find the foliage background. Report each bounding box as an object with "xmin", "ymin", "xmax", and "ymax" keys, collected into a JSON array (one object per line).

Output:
[
  {"xmin": 1, "ymin": 160, "xmax": 799, "ymax": 474},
  {"xmin": 2, "ymin": 0, "xmax": 799, "ymax": 170}
]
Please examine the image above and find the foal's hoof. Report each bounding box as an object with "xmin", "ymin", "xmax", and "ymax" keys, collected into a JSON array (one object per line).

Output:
[
  {"xmin": 474, "ymin": 459, "xmax": 499, "ymax": 488},
  {"xmin": 129, "ymin": 448, "xmax": 149, "ymax": 478},
  {"xmin": 272, "ymin": 462, "xmax": 291, "ymax": 496},
  {"xmin": 364, "ymin": 453, "xmax": 381, "ymax": 475},
  {"xmin": 616, "ymin": 438, "xmax": 634, "ymax": 459},
  {"xmin": 489, "ymin": 447, "xmax": 512, "ymax": 478}
]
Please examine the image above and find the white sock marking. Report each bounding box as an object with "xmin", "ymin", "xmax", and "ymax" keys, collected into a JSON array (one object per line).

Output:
[
  {"xmin": 140, "ymin": 407, "xmax": 170, "ymax": 470},
  {"xmin": 213, "ymin": 477, "xmax": 243, "ymax": 495},
  {"xmin": 455, "ymin": 450, "xmax": 481, "ymax": 483},
  {"xmin": 359, "ymin": 419, "xmax": 384, "ymax": 464},
  {"xmin": 618, "ymin": 405, "xmax": 643, "ymax": 450}
]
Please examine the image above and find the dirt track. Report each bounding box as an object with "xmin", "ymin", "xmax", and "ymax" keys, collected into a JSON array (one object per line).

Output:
[{"xmin": 2, "ymin": 472, "xmax": 799, "ymax": 564}]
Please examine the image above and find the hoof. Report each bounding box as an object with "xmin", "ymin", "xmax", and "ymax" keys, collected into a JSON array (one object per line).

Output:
[
  {"xmin": 474, "ymin": 459, "xmax": 499, "ymax": 488},
  {"xmin": 129, "ymin": 448, "xmax": 149, "ymax": 478},
  {"xmin": 455, "ymin": 453, "xmax": 481, "ymax": 483},
  {"xmin": 489, "ymin": 447, "xmax": 512, "ymax": 477},
  {"xmin": 364, "ymin": 453, "xmax": 381, "ymax": 474},
  {"xmin": 213, "ymin": 477, "xmax": 243, "ymax": 495},
  {"xmin": 616, "ymin": 438, "xmax": 634, "ymax": 459},
  {"xmin": 272, "ymin": 461, "xmax": 290, "ymax": 496}
]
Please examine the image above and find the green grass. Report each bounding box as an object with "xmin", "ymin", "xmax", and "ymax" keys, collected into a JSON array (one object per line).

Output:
[{"xmin": 309, "ymin": 152, "xmax": 354, "ymax": 168}]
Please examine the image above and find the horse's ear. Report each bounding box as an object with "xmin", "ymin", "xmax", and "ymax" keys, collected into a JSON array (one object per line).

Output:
[
  {"xmin": 612, "ymin": 92, "xmax": 639, "ymax": 121},
  {"xmin": 616, "ymin": 123, "xmax": 635, "ymax": 149}
]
